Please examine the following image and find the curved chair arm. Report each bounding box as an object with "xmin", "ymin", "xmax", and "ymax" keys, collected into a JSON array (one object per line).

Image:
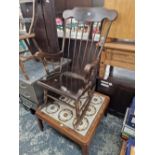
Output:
[
  {"xmin": 19, "ymin": 33, "xmax": 35, "ymax": 40},
  {"xmin": 60, "ymin": 72, "xmax": 88, "ymax": 85},
  {"xmin": 84, "ymin": 60, "xmax": 99, "ymax": 78},
  {"xmin": 33, "ymin": 50, "xmax": 63, "ymax": 60},
  {"xmin": 19, "ymin": 55, "xmax": 35, "ymax": 62}
]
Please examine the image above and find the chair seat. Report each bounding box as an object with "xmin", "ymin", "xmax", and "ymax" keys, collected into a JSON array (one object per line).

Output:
[{"xmin": 37, "ymin": 72, "xmax": 86, "ymax": 100}]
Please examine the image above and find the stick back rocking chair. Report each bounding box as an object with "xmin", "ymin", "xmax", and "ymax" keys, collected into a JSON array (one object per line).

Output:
[{"xmin": 37, "ymin": 7, "xmax": 118, "ymax": 127}]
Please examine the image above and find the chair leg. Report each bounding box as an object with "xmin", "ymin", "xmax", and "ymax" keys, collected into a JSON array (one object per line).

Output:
[
  {"xmin": 37, "ymin": 117, "xmax": 44, "ymax": 131},
  {"xmin": 75, "ymin": 99, "xmax": 80, "ymax": 118},
  {"xmin": 82, "ymin": 144, "xmax": 89, "ymax": 155},
  {"xmin": 44, "ymin": 90, "xmax": 48, "ymax": 104},
  {"xmin": 74, "ymin": 99, "xmax": 81, "ymax": 128},
  {"xmin": 19, "ymin": 60, "xmax": 29, "ymax": 80},
  {"xmin": 74, "ymin": 95, "xmax": 91, "ymax": 128},
  {"xmin": 42, "ymin": 59, "xmax": 50, "ymax": 75}
]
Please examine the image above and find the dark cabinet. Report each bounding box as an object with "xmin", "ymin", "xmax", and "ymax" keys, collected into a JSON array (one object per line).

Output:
[
  {"xmin": 96, "ymin": 66, "xmax": 135, "ymax": 117},
  {"xmin": 55, "ymin": 0, "xmax": 92, "ymax": 16},
  {"xmin": 54, "ymin": 0, "xmax": 104, "ymax": 16}
]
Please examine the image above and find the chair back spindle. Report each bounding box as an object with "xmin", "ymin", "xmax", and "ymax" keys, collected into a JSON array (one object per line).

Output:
[{"xmin": 61, "ymin": 7, "xmax": 117, "ymax": 78}]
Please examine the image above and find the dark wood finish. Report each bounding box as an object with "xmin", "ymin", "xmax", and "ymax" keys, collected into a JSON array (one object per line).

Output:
[
  {"xmin": 36, "ymin": 93, "xmax": 110, "ymax": 155},
  {"xmin": 19, "ymin": 0, "xmax": 63, "ymax": 80},
  {"xmin": 54, "ymin": 0, "xmax": 92, "ymax": 16},
  {"xmin": 82, "ymin": 144, "xmax": 89, "ymax": 155},
  {"xmin": 63, "ymin": 7, "xmax": 117, "ymax": 22},
  {"xmin": 19, "ymin": 33, "xmax": 62, "ymax": 80},
  {"xmin": 54, "ymin": 0, "xmax": 66, "ymax": 16},
  {"xmin": 38, "ymin": 7, "xmax": 117, "ymax": 126},
  {"xmin": 20, "ymin": 0, "xmax": 60, "ymax": 54},
  {"xmin": 37, "ymin": 117, "xmax": 44, "ymax": 131},
  {"xmin": 96, "ymin": 64, "xmax": 135, "ymax": 116},
  {"xmin": 34, "ymin": 0, "xmax": 60, "ymax": 54},
  {"xmin": 54, "ymin": 0, "xmax": 104, "ymax": 17},
  {"xmin": 66, "ymin": 0, "xmax": 92, "ymax": 9}
]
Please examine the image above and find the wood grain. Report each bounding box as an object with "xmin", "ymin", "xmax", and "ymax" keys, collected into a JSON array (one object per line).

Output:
[
  {"xmin": 104, "ymin": 42, "xmax": 135, "ymax": 51},
  {"xmin": 99, "ymin": 43, "xmax": 135, "ymax": 77},
  {"xmin": 104, "ymin": 0, "xmax": 135, "ymax": 40},
  {"xmin": 120, "ymin": 141, "xmax": 127, "ymax": 155}
]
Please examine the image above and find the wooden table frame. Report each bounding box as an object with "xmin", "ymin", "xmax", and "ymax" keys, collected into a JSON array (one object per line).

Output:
[
  {"xmin": 99, "ymin": 42, "xmax": 135, "ymax": 77},
  {"xmin": 120, "ymin": 141, "xmax": 127, "ymax": 155},
  {"xmin": 36, "ymin": 93, "xmax": 110, "ymax": 155}
]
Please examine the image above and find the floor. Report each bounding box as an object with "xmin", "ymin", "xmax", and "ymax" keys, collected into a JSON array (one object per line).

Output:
[{"xmin": 19, "ymin": 104, "xmax": 123, "ymax": 155}]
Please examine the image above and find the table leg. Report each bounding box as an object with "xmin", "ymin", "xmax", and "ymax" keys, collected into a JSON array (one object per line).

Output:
[
  {"xmin": 37, "ymin": 117, "xmax": 44, "ymax": 131},
  {"xmin": 82, "ymin": 144, "xmax": 89, "ymax": 155}
]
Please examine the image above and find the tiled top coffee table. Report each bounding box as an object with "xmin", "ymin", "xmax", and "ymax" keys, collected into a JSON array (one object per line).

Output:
[{"xmin": 36, "ymin": 92, "xmax": 110, "ymax": 155}]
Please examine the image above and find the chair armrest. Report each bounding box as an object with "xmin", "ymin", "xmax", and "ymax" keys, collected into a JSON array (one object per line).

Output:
[
  {"xmin": 19, "ymin": 33, "xmax": 35, "ymax": 40},
  {"xmin": 84, "ymin": 60, "xmax": 98, "ymax": 75},
  {"xmin": 19, "ymin": 55, "xmax": 35, "ymax": 62},
  {"xmin": 60, "ymin": 72, "xmax": 88, "ymax": 84},
  {"xmin": 33, "ymin": 51, "xmax": 63, "ymax": 60}
]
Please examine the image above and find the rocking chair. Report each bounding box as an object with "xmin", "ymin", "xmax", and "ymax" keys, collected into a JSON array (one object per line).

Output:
[{"xmin": 37, "ymin": 7, "xmax": 118, "ymax": 127}]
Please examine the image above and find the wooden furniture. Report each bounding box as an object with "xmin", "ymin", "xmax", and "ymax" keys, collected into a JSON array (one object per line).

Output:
[
  {"xmin": 120, "ymin": 141, "xmax": 127, "ymax": 155},
  {"xmin": 19, "ymin": 50, "xmax": 70, "ymax": 111},
  {"xmin": 37, "ymin": 7, "xmax": 117, "ymax": 127},
  {"xmin": 119, "ymin": 140, "xmax": 135, "ymax": 155},
  {"xmin": 104, "ymin": 0, "xmax": 135, "ymax": 40},
  {"xmin": 99, "ymin": 42, "xmax": 135, "ymax": 77},
  {"xmin": 55, "ymin": 0, "xmax": 92, "ymax": 16},
  {"xmin": 20, "ymin": 0, "xmax": 60, "ymax": 54},
  {"xmin": 36, "ymin": 92, "xmax": 110, "ymax": 155},
  {"xmin": 20, "ymin": 0, "xmax": 64, "ymax": 80},
  {"xmin": 55, "ymin": 0, "xmax": 104, "ymax": 16},
  {"xmin": 19, "ymin": 33, "xmax": 44, "ymax": 80},
  {"xmin": 97, "ymin": 42, "xmax": 135, "ymax": 116},
  {"xmin": 100, "ymin": 0, "xmax": 135, "ymax": 77},
  {"xmin": 19, "ymin": 32, "xmax": 61, "ymax": 80}
]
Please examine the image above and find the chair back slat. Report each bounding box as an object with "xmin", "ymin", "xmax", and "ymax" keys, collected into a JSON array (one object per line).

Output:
[
  {"xmin": 71, "ymin": 21, "xmax": 80, "ymax": 71},
  {"xmin": 77, "ymin": 23, "xmax": 85, "ymax": 62},
  {"xmin": 87, "ymin": 22, "xmax": 100, "ymax": 63},
  {"xmin": 63, "ymin": 7, "xmax": 117, "ymax": 22},
  {"xmin": 80, "ymin": 22, "xmax": 92, "ymax": 70},
  {"xmin": 67, "ymin": 18, "xmax": 73, "ymax": 58},
  {"xmin": 61, "ymin": 7, "xmax": 117, "ymax": 75}
]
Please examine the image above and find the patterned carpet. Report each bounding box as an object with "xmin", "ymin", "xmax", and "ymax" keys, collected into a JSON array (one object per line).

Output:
[{"xmin": 19, "ymin": 104, "xmax": 123, "ymax": 155}]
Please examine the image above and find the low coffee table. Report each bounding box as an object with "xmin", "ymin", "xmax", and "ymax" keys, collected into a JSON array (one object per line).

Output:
[{"xmin": 36, "ymin": 92, "xmax": 110, "ymax": 155}]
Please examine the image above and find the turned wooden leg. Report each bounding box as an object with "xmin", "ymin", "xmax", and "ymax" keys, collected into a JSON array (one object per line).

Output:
[
  {"xmin": 42, "ymin": 58, "xmax": 49, "ymax": 74},
  {"xmin": 82, "ymin": 144, "xmax": 89, "ymax": 155},
  {"xmin": 37, "ymin": 118, "xmax": 44, "ymax": 131},
  {"xmin": 19, "ymin": 60, "xmax": 29, "ymax": 80}
]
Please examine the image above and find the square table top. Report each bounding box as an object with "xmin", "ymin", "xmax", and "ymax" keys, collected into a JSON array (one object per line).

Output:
[{"xmin": 36, "ymin": 92, "xmax": 110, "ymax": 145}]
